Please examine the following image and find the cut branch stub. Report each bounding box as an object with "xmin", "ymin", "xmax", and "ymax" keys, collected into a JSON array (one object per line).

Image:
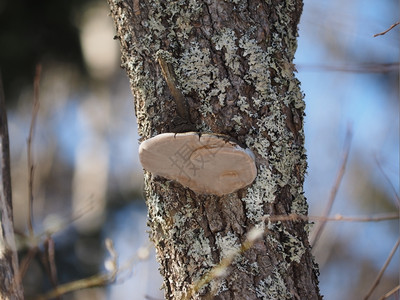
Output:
[{"xmin": 139, "ymin": 132, "xmax": 257, "ymax": 196}]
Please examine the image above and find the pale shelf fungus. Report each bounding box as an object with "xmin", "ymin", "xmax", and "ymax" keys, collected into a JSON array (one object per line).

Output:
[{"xmin": 139, "ymin": 132, "xmax": 257, "ymax": 196}]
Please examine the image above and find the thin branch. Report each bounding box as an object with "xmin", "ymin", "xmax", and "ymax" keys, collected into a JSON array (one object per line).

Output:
[
  {"xmin": 311, "ymin": 213, "xmax": 399, "ymax": 222},
  {"xmin": 262, "ymin": 212, "xmax": 399, "ymax": 223},
  {"xmin": 379, "ymin": 285, "xmax": 400, "ymax": 300},
  {"xmin": 364, "ymin": 238, "xmax": 400, "ymax": 300},
  {"xmin": 373, "ymin": 21, "xmax": 400, "ymax": 37},
  {"xmin": 19, "ymin": 246, "xmax": 39, "ymax": 279},
  {"xmin": 36, "ymin": 274, "xmax": 111, "ymax": 300},
  {"xmin": 44, "ymin": 236, "xmax": 59, "ymax": 292},
  {"xmin": 374, "ymin": 154, "xmax": 400, "ymax": 207},
  {"xmin": 310, "ymin": 129, "xmax": 352, "ymax": 248},
  {"xmin": 296, "ymin": 62, "xmax": 399, "ymax": 74},
  {"xmin": 27, "ymin": 64, "xmax": 42, "ymax": 237}
]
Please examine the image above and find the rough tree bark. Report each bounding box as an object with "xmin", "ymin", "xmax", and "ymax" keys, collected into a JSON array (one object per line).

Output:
[
  {"xmin": 108, "ymin": 1, "xmax": 321, "ymax": 299},
  {"xmin": 0, "ymin": 83, "xmax": 24, "ymax": 299}
]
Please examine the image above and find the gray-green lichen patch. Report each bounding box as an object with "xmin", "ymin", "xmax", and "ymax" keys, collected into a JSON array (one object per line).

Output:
[
  {"xmin": 231, "ymin": 114, "xmax": 242, "ymax": 125},
  {"xmin": 212, "ymin": 78, "xmax": 231, "ymax": 106},
  {"xmin": 117, "ymin": 0, "xmax": 207, "ymax": 138},
  {"xmin": 272, "ymin": 1, "xmax": 298, "ymax": 58},
  {"xmin": 186, "ymin": 229, "xmax": 213, "ymax": 266},
  {"xmin": 238, "ymin": 36, "xmax": 272, "ymax": 102},
  {"xmin": 172, "ymin": 208, "xmax": 213, "ymax": 267},
  {"xmin": 178, "ymin": 44, "xmax": 217, "ymax": 93},
  {"xmin": 236, "ymin": 96, "xmax": 257, "ymax": 117},
  {"xmin": 212, "ymin": 28, "xmax": 241, "ymax": 75},
  {"xmin": 147, "ymin": 13, "xmax": 166, "ymax": 37},
  {"xmin": 256, "ymin": 265, "xmax": 292, "ymax": 299},
  {"xmin": 173, "ymin": 1, "xmax": 203, "ymax": 39},
  {"xmin": 146, "ymin": 185, "xmax": 216, "ymax": 298},
  {"xmin": 282, "ymin": 228, "xmax": 306, "ymax": 264},
  {"xmin": 215, "ymin": 279, "xmax": 229, "ymax": 295},
  {"xmin": 155, "ymin": 49, "xmax": 175, "ymax": 64},
  {"xmin": 147, "ymin": 191, "xmax": 166, "ymax": 227},
  {"xmin": 143, "ymin": 0, "xmax": 203, "ymax": 50},
  {"xmin": 172, "ymin": 215, "xmax": 213, "ymax": 270},
  {"xmin": 272, "ymin": 144, "xmax": 301, "ymax": 187},
  {"xmin": 245, "ymin": 135, "xmax": 271, "ymax": 160},
  {"xmin": 225, "ymin": 0, "xmax": 241, "ymax": 5},
  {"xmin": 290, "ymin": 192, "xmax": 308, "ymax": 216},
  {"xmin": 215, "ymin": 231, "xmax": 240, "ymax": 259},
  {"xmin": 177, "ymin": 43, "xmax": 234, "ymax": 118},
  {"xmin": 242, "ymin": 164, "xmax": 276, "ymax": 222},
  {"xmin": 121, "ymin": 41, "xmax": 160, "ymax": 138},
  {"xmin": 266, "ymin": 221, "xmax": 306, "ymax": 264}
]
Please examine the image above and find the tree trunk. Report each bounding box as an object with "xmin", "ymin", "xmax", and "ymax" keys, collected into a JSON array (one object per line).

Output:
[
  {"xmin": 108, "ymin": 1, "xmax": 321, "ymax": 299},
  {"xmin": 0, "ymin": 84, "xmax": 24, "ymax": 299}
]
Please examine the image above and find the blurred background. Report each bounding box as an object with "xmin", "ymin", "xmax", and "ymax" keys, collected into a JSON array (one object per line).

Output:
[{"xmin": 0, "ymin": 0, "xmax": 398, "ymax": 299}]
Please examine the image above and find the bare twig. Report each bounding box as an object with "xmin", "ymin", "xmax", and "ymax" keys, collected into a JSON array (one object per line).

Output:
[
  {"xmin": 296, "ymin": 62, "xmax": 399, "ymax": 74},
  {"xmin": 379, "ymin": 285, "xmax": 400, "ymax": 300},
  {"xmin": 310, "ymin": 129, "xmax": 352, "ymax": 248},
  {"xmin": 19, "ymin": 246, "xmax": 39, "ymax": 279},
  {"xmin": 374, "ymin": 154, "xmax": 400, "ymax": 207},
  {"xmin": 373, "ymin": 21, "xmax": 400, "ymax": 37},
  {"xmin": 27, "ymin": 64, "xmax": 42, "ymax": 237},
  {"xmin": 44, "ymin": 236, "xmax": 59, "ymax": 291},
  {"xmin": 364, "ymin": 238, "xmax": 400, "ymax": 300},
  {"xmin": 263, "ymin": 212, "xmax": 399, "ymax": 223},
  {"xmin": 36, "ymin": 274, "xmax": 111, "ymax": 300}
]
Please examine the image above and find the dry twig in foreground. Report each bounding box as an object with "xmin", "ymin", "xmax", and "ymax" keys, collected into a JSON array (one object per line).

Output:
[{"xmin": 186, "ymin": 212, "xmax": 399, "ymax": 299}]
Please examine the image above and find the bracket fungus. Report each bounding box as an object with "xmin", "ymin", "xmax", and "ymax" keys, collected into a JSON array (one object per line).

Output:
[{"xmin": 139, "ymin": 132, "xmax": 257, "ymax": 196}]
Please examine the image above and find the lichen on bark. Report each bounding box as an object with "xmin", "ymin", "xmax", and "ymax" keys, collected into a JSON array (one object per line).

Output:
[{"xmin": 108, "ymin": 0, "xmax": 321, "ymax": 299}]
